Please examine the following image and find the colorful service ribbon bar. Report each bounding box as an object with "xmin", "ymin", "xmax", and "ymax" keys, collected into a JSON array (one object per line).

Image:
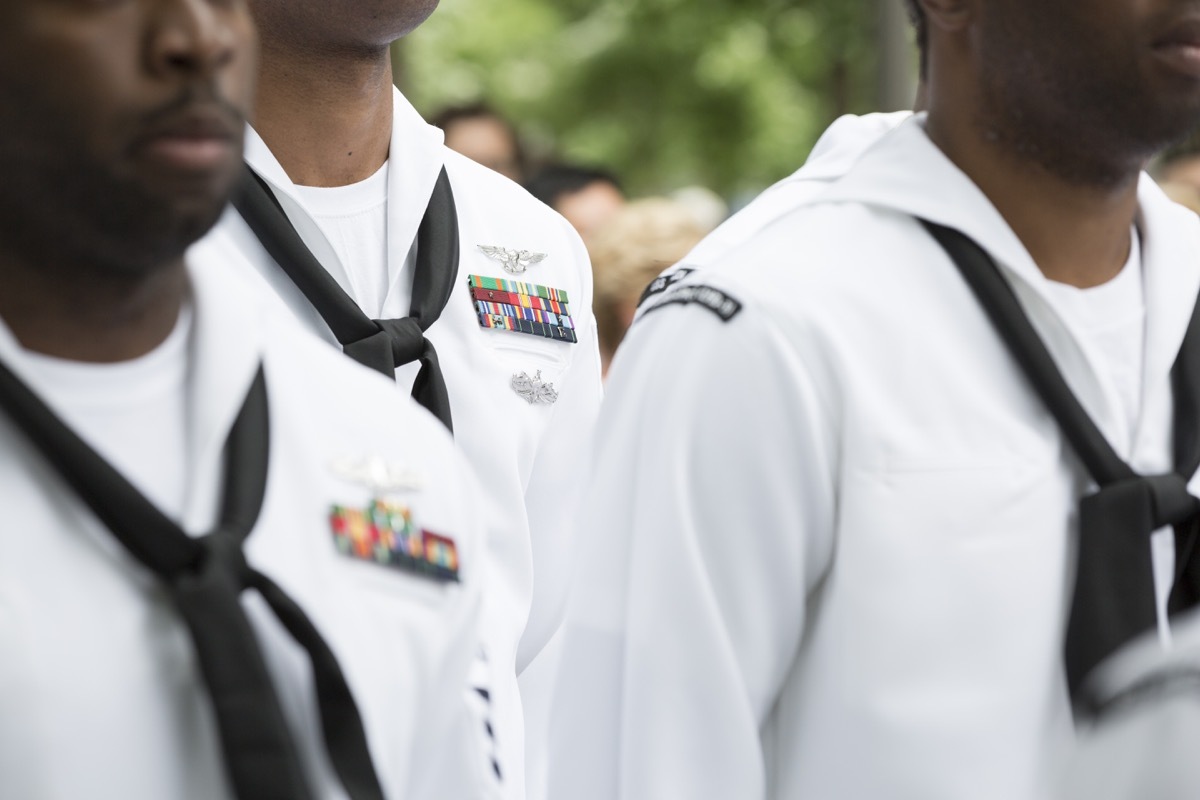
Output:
[
  {"xmin": 330, "ymin": 501, "xmax": 460, "ymax": 583},
  {"xmin": 468, "ymin": 274, "xmax": 570, "ymax": 305},
  {"xmin": 477, "ymin": 311, "xmax": 578, "ymax": 343},
  {"xmin": 475, "ymin": 300, "xmax": 574, "ymax": 330},
  {"xmin": 469, "ymin": 286, "xmax": 570, "ymax": 316},
  {"xmin": 468, "ymin": 274, "xmax": 578, "ymax": 344}
]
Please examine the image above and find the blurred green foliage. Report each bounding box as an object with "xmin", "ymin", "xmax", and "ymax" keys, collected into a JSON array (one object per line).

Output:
[{"xmin": 402, "ymin": 0, "xmax": 912, "ymax": 199}]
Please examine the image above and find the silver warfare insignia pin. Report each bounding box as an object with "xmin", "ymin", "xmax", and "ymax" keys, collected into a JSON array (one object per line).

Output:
[
  {"xmin": 510, "ymin": 370, "xmax": 559, "ymax": 405},
  {"xmin": 478, "ymin": 244, "xmax": 548, "ymax": 275},
  {"xmin": 331, "ymin": 456, "xmax": 426, "ymax": 494}
]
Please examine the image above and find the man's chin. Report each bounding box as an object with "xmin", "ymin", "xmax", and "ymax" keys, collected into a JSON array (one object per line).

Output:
[
  {"xmin": 152, "ymin": 171, "xmax": 238, "ymax": 242},
  {"xmin": 171, "ymin": 202, "xmax": 230, "ymax": 252},
  {"xmin": 94, "ymin": 201, "xmax": 230, "ymax": 279}
]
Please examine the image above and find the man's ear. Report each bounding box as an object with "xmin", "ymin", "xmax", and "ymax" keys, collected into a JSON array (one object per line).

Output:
[{"xmin": 918, "ymin": 0, "xmax": 973, "ymax": 32}]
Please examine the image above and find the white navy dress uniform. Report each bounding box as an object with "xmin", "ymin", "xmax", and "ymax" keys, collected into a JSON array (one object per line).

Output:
[
  {"xmin": 0, "ymin": 255, "xmax": 492, "ymax": 800},
  {"xmin": 674, "ymin": 111, "xmax": 912, "ymax": 272},
  {"xmin": 546, "ymin": 116, "xmax": 1200, "ymax": 800},
  {"xmin": 191, "ymin": 86, "xmax": 604, "ymax": 799}
]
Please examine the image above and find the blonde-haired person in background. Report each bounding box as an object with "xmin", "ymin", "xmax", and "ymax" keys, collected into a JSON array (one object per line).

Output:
[
  {"xmin": 587, "ymin": 198, "xmax": 706, "ymax": 376},
  {"xmin": 1154, "ymin": 135, "xmax": 1200, "ymax": 215}
]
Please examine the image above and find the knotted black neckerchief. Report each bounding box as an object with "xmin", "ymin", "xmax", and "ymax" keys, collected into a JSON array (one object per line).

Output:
[
  {"xmin": 233, "ymin": 166, "xmax": 459, "ymax": 432},
  {"xmin": 922, "ymin": 220, "xmax": 1200, "ymax": 717},
  {"xmin": 0, "ymin": 360, "xmax": 386, "ymax": 800}
]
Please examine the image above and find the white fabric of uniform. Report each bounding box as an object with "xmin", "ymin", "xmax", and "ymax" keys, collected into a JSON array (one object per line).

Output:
[
  {"xmin": 675, "ymin": 111, "xmax": 913, "ymax": 273},
  {"xmin": 191, "ymin": 85, "xmax": 604, "ymax": 800},
  {"xmin": 546, "ymin": 116, "xmax": 1200, "ymax": 800},
  {"xmin": 0, "ymin": 255, "xmax": 492, "ymax": 800}
]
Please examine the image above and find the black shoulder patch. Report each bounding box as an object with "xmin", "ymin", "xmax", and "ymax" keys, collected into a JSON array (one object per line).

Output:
[
  {"xmin": 641, "ymin": 284, "xmax": 743, "ymax": 322},
  {"xmin": 638, "ymin": 267, "xmax": 696, "ymax": 307}
]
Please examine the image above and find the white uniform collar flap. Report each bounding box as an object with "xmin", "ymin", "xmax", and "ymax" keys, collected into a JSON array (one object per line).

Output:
[
  {"xmin": 819, "ymin": 114, "xmax": 1043, "ymax": 292},
  {"xmin": 185, "ymin": 254, "xmax": 268, "ymax": 528},
  {"xmin": 820, "ymin": 115, "xmax": 1200, "ymax": 459},
  {"xmin": 386, "ymin": 86, "xmax": 448, "ymax": 281},
  {"xmin": 240, "ymin": 89, "xmax": 449, "ymax": 314},
  {"xmin": 1134, "ymin": 175, "xmax": 1200, "ymax": 401},
  {"xmin": 0, "ymin": 258, "xmax": 266, "ymax": 533},
  {"xmin": 241, "ymin": 126, "xmax": 351, "ymax": 290},
  {"xmin": 797, "ymin": 111, "xmax": 915, "ymax": 184}
]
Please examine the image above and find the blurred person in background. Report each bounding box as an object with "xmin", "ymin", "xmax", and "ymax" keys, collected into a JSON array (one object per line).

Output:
[
  {"xmin": 668, "ymin": 185, "xmax": 729, "ymax": 235},
  {"xmin": 525, "ymin": 163, "xmax": 626, "ymax": 239},
  {"xmin": 1153, "ymin": 136, "xmax": 1200, "ymax": 214},
  {"xmin": 547, "ymin": 0, "xmax": 1200, "ymax": 797},
  {"xmin": 0, "ymin": 0, "xmax": 492, "ymax": 797},
  {"xmin": 1160, "ymin": 181, "xmax": 1200, "ymax": 215},
  {"xmin": 642, "ymin": 46, "xmax": 926, "ymax": 298},
  {"xmin": 587, "ymin": 198, "xmax": 706, "ymax": 375},
  {"xmin": 433, "ymin": 102, "xmax": 526, "ymax": 183},
  {"xmin": 190, "ymin": 1, "xmax": 605, "ymax": 797},
  {"xmin": 1155, "ymin": 135, "xmax": 1200, "ymax": 189},
  {"xmin": 666, "ymin": 111, "xmax": 914, "ymax": 277}
]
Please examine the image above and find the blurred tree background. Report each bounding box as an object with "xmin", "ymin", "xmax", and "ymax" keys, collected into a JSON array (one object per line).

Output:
[{"xmin": 397, "ymin": 0, "xmax": 917, "ymax": 201}]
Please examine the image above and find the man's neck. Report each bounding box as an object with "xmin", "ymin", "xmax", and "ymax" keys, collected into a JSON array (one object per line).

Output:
[
  {"xmin": 254, "ymin": 43, "xmax": 395, "ymax": 188},
  {"xmin": 926, "ymin": 105, "xmax": 1140, "ymax": 289},
  {"xmin": 0, "ymin": 256, "xmax": 187, "ymax": 363}
]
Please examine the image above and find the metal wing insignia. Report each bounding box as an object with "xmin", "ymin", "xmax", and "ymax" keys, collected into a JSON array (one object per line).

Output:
[
  {"xmin": 478, "ymin": 244, "xmax": 511, "ymax": 262},
  {"xmin": 478, "ymin": 244, "xmax": 548, "ymax": 275},
  {"xmin": 515, "ymin": 250, "xmax": 548, "ymax": 273},
  {"xmin": 330, "ymin": 456, "xmax": 426, "ymax": 494}
]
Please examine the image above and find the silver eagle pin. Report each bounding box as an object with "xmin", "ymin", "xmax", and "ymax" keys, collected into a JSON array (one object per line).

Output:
[
  {"xmin": 510, "ymin": 370, "xmax": 559, "ymax": 405},
  {"xmin": 331, "ymin": 456, "xmax": 426, "ymax": 494},
  {"xmin": 478, "ymin": 244, "xmax": 548, "ymax": 275}
]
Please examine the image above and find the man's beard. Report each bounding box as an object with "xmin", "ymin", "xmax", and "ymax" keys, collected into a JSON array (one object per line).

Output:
[
  {"xmin": 976, "ymin": 16, "xmax": 1200, "ymax": 187},
  {"xmin": 0, "ymin": 146, "xmax": 231, "ymax": 283}
]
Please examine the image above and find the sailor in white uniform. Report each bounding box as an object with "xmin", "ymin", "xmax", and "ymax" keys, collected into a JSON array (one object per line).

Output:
[
  {"xmin": 190, "ymin": 4, "xmax": 603, "ymax": 795},
  {"xmin": 0, "ymin": 2, "xmax": 491, "ymax": 798},
  {"xmin": 547, "ymin": 0, "xmax": 1200, "ymax": 798}
]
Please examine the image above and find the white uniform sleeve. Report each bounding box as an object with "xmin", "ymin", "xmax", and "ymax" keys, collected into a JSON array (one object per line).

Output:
[
  {"xmin": 518, "ymin": 224, "xmax": 604, "ymax": 800},
  {"xmin": 546, "ymin": 294, "xmax": 838, "ymax": 800},
  {"xmin": 519, "ymin": 222, "xmax": 604, "ymax": 669}
]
